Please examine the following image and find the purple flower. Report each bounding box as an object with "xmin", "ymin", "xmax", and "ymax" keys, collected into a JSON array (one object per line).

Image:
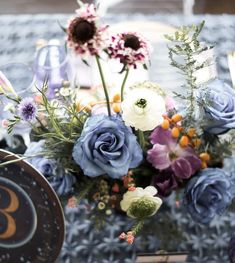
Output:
[
  {"xmin": 147, "ymin": 126, "xmax": 201, "ymax": 179},
  {"xmin": 184, "ymin": 168, "xmax": 234, "ymax": 224},
  {"xmin": 18, "ymin": 97, "xmax": 37, "ymax": 121},
  {"xmin": 72, "ymin": 114, "xmax": 143, "ymax": 179},
  {"xmin": 229, "ymin": 232, "xmax": 235, "ymax": 263},
  {"xmin": 154, "ymin": 169, "xmax": 178, "ymax": 197},
  {"xmin": 203, "ymin": 79, "xmax": 235, "ymax": 134},
  {"xmin": 108, "ymin": 32, "xmax": 150, "ymax": 69}
]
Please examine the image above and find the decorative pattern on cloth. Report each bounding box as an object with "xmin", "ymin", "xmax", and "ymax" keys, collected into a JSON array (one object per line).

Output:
[{"xmin": 1, "ymin": 14, "xmax": 235, "ymax": 263}]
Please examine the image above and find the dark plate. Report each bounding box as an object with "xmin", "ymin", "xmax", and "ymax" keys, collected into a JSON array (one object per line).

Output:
[{"xmin": 0, "ymin": 150, "xmax": 64, "ymax": 263}]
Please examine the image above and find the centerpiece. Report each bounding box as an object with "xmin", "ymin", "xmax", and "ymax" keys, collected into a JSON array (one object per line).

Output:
[{"xmin": 1, "ymin": 1, "xmax": 235, "ymax": 259}]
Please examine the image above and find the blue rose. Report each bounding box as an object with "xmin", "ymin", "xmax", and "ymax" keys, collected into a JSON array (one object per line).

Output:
[
  {"xmin": 203, "ymin": 79, "xmax": 235, "ymax": 134},
  {"xmin": 184, "ymin": 168, "xmax": 234, "ymax": 224},
  {"xmin": 72, "ymin": 115, "xmax": 143, "ymax": 178},
  {"xmin": 25, "ymin": 140, "xmax": 76, "ymax": 196}
]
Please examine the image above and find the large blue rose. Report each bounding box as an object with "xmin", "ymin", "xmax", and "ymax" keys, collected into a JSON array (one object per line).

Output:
[
  {"xmin": 203, "ymin": 79, "xmax": 235, "ymax": 134},
  {"xmin": 72, "ymin": 114, "xmax": 143, "ymax": 178},
  {"xmin": 25, "ymin": 140, "xmax": 76, "ymax": 196},
  {"xmin": 184, "ymin": 168, "xmax": 234, "ymax": 224}
]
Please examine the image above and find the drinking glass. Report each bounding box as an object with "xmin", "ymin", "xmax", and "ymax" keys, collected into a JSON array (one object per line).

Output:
[{"xmin": 34, "ymin": 45, "xmax": 68, "ymax": 99}]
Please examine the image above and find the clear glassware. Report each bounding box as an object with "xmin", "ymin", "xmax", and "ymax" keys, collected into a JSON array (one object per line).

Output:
[
  {"xmin": 0, "ymin": 62, "xmax": 34, "ymax": 97},
  {"xmin": 33, "ymin": 44, "xmax": 68, "ymax": 99}
]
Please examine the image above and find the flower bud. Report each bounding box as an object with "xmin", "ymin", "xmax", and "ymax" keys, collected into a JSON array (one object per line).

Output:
[{"xmin": 127, "ymin": 198, "xmax": 160, "ymax": 219}]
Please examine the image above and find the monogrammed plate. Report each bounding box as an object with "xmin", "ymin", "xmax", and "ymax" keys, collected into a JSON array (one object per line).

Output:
[{"xmin": 0, "ymin": 150, "xmax": 64, "ymax": 263}]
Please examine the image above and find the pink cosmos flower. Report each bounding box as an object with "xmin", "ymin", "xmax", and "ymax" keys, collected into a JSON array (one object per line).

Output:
[
  {"xmin": 147, "ymin": 126, "xmax": 201, "ymax": 179},
  {"xmin": 67, "ymin": 3, "xmax": 108, "ymax": 56},
  {"xmin": 108, "ymin": 32, "xmax": 150, "ymax": 69}
]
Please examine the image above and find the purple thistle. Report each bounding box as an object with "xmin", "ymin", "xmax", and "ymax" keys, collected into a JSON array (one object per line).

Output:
[{"xmin": 18, "ymin": 97, "xmax": 37, "ymax": 121}]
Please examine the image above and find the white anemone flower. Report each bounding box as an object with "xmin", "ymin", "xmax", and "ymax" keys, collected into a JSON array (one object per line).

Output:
[
  {"xmin": 120, "ymin": 186, "xmax": 162, "ymax": 219},
  {"xmin": 121, "ymin": 88, "xmax": 166, "ymax": 131}
]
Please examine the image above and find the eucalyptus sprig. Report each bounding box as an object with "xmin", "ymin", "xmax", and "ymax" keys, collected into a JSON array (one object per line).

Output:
[{"xmin": 165, "ymin": 21, "xmax": 212, "ymax": 126}]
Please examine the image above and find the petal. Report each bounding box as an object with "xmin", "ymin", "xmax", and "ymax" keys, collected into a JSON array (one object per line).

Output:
[
  {"xmin": 147, "ymin": 144, "xmax": 171, "ymax": 170},
  {"xmin": 149, "ymin": 126, "xmax": 173, "ymax": 145},
  {"xmin": 172, "ymin": 158, "xmax": 192, "ymax": 179},
  {"xmin": 184, "ymin": 155, "xmax": 202, "ymax": 174},
  {"xmin": 144, "ymin": 186, "xmax": 158, "ymax": 196}
]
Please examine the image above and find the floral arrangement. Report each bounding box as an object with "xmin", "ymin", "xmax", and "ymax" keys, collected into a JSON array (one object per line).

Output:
[{"xmin": 1, "ymin": 1, "xmax": 235, "ymax": 248}]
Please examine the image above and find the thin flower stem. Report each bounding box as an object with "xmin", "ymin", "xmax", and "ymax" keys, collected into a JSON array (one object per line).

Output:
[
  {"xmin": 36, "ymin": 116, "xmax": 48, "ymax": 132},
  {"xmin": 75, "ymin": 179, "xmax": 97, "ymax": 204},
  {"xmin": 95, "ymin": 55, "xmax": 111, "ymax": 116},
  {"xmin": 121, "ymin": 69, "xmax": 129, "ymax": 101},
  {"xmin": 138, "ymin": 130, "xmax": 146, "ymax": 149},
  {"xmin": 132, "ymin": 219, "xmax": 144, "ymax": 236}
]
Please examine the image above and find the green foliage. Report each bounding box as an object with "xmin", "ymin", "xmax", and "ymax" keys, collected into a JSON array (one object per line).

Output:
[
  {"xmin": 201, "ymin": 132, "xmax": 233, "ymax": 165},
  {"xmin": 165, "ymin": 21, "xmax": 212, "ymax": 126},
  {"xmin": 33, "ymin": 82, "xmax": 89, "ymax": 170}
]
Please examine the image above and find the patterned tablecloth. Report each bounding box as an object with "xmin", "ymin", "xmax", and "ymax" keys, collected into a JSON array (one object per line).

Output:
[{"xmin": 0, "ymin": 14, "xmax": 235, "ymax": 263}]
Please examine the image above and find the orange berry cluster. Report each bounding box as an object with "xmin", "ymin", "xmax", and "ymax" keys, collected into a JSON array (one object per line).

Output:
[
  {"xmin": 161, "ymin": 113, "xmax": 211, "ymax": 170},
  {"xmin": 199, "ymin": 152, "xmax": 210, "ymax": 169},
  {"xmin": 112, "ymin": 93, "xmax": 121, "ymax": 113},
  {"xmin": 75, "ymin": 93, "xmax": 122, "ymax": 113},
  {"xmin": 161, "ymin": 114, "xmax": 202, "ymax": 148}
]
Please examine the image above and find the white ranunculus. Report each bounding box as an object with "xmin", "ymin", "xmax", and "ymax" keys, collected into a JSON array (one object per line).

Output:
[
  {"xmin": 120, "ymin": 186, "xmax": 162, "ymax": 219},
  {"xmin": 121, "ymin": 88, "xmax": 166, "ymax": 131}
]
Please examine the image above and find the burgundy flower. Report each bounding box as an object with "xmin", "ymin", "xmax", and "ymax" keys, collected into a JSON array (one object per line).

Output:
[
  {"xmin": 67, "ymin": 3, "xmax": 108, "ymax": 56},
  {"xmin": 108, "ymin": 32, "xmax": 150, "ymax": 69},
  {"xmin": 154, "ymin": 169, "xmax": 178, "ymax": 197},
  {"xmin": 147, "ymin": 126, "xmax": 201, "ymax": 179}
]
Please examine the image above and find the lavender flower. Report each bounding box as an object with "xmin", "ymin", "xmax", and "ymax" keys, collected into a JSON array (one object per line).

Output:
[
  {"xmin": 18, "ymin": 97, "xmax": 37, "ymax": 121},
  {"xmin": 108, "ymin": 32, "xmax": 150, "ymax": 69},
  {"xmin": 147, "ymin": 126, "xmax": 201, "ymax": 179}
]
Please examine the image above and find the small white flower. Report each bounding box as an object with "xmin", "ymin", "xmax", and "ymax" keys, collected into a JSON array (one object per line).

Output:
[
  {"xmin": 59, "ymin": 87, "xmax": 72, "ymax": 97},
  {"xmin": 122, "ymin": 87, "xmax": 166, "ymax": 131},
  {"xmin": 120, "ymin": 186, "xmax": 162, "ymax": 219}
]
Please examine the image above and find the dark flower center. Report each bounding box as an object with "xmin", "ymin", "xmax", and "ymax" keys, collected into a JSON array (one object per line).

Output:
[
  {"xmin": 124, "ymin": 34, "xmax": 141, "ymax": 51},
  {"xmin": 23, "ymin": 104, "xmax": 35, "ymax": 117},
  {"xmin": 169, "ymin": 152, "xmax": 178, "ymax": 160},
  {"xmin": 71, "ymin": 18, "xmax": 96, "ymax": 44},
  {"xmin": 135, "ymin": 98, "xmax": 147, "ymax": 108}
]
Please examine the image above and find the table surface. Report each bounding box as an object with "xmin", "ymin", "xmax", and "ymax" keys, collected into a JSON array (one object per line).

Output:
[{"xmin": 0, "ymin": 14, "xmax": 235, "ymax": 263}]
